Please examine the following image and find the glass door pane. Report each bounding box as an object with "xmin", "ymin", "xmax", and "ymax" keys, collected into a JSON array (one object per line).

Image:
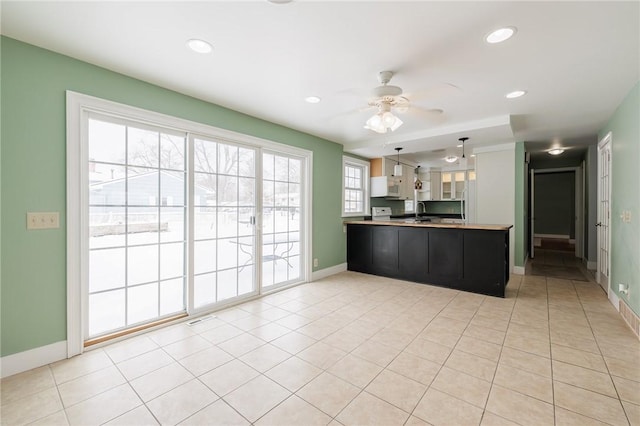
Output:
[
  {"xmin": 262, "ymin": 152, "xmax": 302, "ymax": 290},
  {"xmin": 192, "ymin": 138, "xmax": 257, "ymax": 309},
  {"xmin": 87, "ymin": 116, "xmax": 187, "ymax": 338}
]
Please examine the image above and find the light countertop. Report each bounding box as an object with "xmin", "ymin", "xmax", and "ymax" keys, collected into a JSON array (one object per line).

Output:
[{"xmin": 345, "ymin": 220, "xmax": 513, "ymax": 231}]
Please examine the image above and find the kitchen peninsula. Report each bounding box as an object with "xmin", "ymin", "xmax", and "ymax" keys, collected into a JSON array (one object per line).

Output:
[{"xmin": 346, "ymin": 221, "xmax": 513, "ymax": 297}]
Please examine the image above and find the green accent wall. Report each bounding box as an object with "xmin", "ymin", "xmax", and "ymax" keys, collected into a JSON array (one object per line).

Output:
[
  {"xmin": 514, "ymin": 142, "xmax": 526, "ymax": 268},
  {"xmin": 0, "ymin": 37, "xmax": 345, "ymax": 357},
  {"xmin": 599, "ymin": 82, "xmax": 640, "ymax": 317}
]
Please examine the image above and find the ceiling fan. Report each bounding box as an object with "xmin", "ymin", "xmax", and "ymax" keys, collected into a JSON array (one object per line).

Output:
[{"xmin": 362, "ymin": 70, "xmax": 445, "ymax": 134}]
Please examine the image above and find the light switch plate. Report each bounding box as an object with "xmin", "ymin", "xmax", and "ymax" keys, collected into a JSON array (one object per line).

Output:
[{"xmin": 27, "ymin": 212, "xmax": 60, "ymax": 230}]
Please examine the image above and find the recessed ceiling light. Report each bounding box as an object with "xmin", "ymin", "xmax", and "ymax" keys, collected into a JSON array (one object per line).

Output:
[
  {"xmin": 305, "ymin": 96, "xmax": 321, "ymax": 104},
  {"xmin": 445, "ymin": 156, "xmax": 458, "ymax": 163},
  {"xmin": 548, "ymin": 149, "xmax": 565, "ymax": 156},
  {"xmin": 486, "ymin": 27, "xmax": 517, "ymax": 44},
  {"xmin": 456, "ymin": 144, "xmax": 463, "ymax": 148},
  {"xmin": 267, "ymin": 0, "xmax": 293, "ymax": 3},
  {"xmin": 187, "ymin": 39, "xmax": 212, "ymax": 54},
  {"xmin": 471, "ymin": 154, "xmax": 476, "ymax": 157},
  {"xmin": 506, "ymin": 90, "xmax": 526, "ymax": 99}
]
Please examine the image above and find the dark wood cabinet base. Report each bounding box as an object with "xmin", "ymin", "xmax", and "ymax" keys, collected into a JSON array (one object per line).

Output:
[{"xmin": 347, "ymin": 224, "xmax": 510, "ymax": 297}]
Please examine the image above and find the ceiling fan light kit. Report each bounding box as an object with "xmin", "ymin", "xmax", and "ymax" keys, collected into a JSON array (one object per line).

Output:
[{"xmin": 363, "ymin": 71, "xmax": 408, "ymax": 134}]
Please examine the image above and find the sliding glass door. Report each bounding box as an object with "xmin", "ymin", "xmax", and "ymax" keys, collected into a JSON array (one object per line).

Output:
[
  {"xmin": 192, "ymin": 137, "xmax": 258, "ymax": 310},
  {"xmin": 87, "ymin": 115, "xmax": 187, "ymax": 337},
  {"xmin": 82, "ymin": 109, "xmax": 307, "ymax": 343},
  {"xmin": 262, "ymin": 152, "xmax": 303, "ymax": 290}
]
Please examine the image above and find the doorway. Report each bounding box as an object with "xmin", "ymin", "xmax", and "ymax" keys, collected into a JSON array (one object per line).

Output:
[{"xmin": 530, "ymin": 167, "xmax": 583, "ymax": 261}]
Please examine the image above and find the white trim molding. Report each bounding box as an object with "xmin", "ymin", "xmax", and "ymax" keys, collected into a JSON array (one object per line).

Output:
[
  {"xmin": 473, "ymin": 142, "xmax": 516, "ymax": 154},
  {"xmin": 312, "ymin": 263, "xmax": 347, "ymax": 281},
  {"xmin": 513, "ymin": 266, "xmax": 525, "ymax": 275},
  {"xmin": 1, "ymin": 341, "xmax": 67, "ymax": 378}
]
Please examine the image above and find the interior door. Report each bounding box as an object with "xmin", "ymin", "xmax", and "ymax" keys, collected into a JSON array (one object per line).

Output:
[{"xmin": 597, "ymin": 135, "xmax": 611, "ymax": 292}]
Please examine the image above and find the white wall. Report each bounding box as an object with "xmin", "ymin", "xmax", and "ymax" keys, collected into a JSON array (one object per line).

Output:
[{"xmin": 475, "ymin": 143, "xmax": 516, "ymax": 273}]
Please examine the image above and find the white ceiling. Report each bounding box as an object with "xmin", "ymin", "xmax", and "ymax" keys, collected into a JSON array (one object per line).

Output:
[{"xmin": 2, "ymin": 1, "xmax": 638, "ymax": 167}]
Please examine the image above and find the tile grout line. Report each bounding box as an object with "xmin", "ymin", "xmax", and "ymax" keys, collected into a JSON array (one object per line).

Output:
[
  {"xmin": 573, "ymin": 278, "xmax": 634, "ymax": 426},
  {"xmin": 478, "ymin": 274, "xmax": 522, "ymax": 426}
]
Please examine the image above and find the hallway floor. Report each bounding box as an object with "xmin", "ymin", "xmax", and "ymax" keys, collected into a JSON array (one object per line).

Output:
[{"xmin": 2, "ymin": 255, "xmax": 639, "ymax": 425}]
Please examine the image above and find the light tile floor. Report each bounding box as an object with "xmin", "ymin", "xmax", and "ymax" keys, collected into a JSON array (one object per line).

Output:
[{"xmin": 2, "ymin": 255, "xmax": 639, "ymax": 425}]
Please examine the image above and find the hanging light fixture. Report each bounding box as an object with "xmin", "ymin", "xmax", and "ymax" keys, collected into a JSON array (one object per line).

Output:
[
  {"xmin": 394, "ymin": 147, "xmax": 403, "ymax": 176},
  {"xmin": 459, "ymin": 137, "xmax": 469, "ymax": 159},
  {"xmin": 364, "ymin": 103, "xmax": 403, "ymax": 134}
]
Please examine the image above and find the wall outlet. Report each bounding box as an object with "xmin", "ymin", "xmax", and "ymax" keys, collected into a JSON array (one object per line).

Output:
[
  {"xmin": 27, "ymin": 212, "xmax": 60, "ymax": 230},
  {"xmin": 618, "ymin": 283, "xmax": 629, "ymax": 295},
  {"xmin": 313, "ymin": 258, "xmax": 318, "ymax": 268}
]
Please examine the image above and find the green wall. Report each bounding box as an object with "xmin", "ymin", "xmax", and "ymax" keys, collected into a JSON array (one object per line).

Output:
[
  {"xmin": 599, "ymin": 82, "xmax": 640, "ymax": 317},
  {"xmin": 514, "ymin": 142, "xmax": 526, "ymax": 268},
  {"xmin": 0, "ymin": 37, "xmax": 345, "ymax": 357},
  {"xmin": 534, "ymin": 172, "xmax": 575, "ymax": 237}
]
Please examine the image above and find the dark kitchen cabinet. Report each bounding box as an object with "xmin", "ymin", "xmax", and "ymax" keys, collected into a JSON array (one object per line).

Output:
[
  {"xmin": 372, "ymin": 226, "xmax": 399, "ymax": 275},
  {"xmin": 398, "ymin": 227, "xmax": 429, "ymax": 282},
  {"xmin": 346, "ymin": 223, "xmax": 510, "ymax": 297},
  {"xmin": 429, "ymin": 228, "xmax": 463, "ymax": 282},
  {"xmin": 462, "ymin": 230, "xmax": 509, "ymax": 297},
  {"xmin": 346, "ymin": 224, "xmax": 372, "ymax": 273}
]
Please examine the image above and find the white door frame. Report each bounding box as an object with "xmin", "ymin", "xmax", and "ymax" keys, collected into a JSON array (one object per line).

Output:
[
  {"xmin": 530, "ymin": 167, "xmax": 584, "ymax": 260},
  {"xmin": 596, "ymin": 132, "xmax": 612, "ymax": 294},
  {"xmin": 66, "ymin": 91, "xmax": 313, "ymax": 357}
]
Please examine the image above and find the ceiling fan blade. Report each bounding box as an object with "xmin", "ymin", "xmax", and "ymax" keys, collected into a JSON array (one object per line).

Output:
[
  {"xmin": 404, "ymin": 82, "xmax": 460, "ymax": 102},
  {"xmin": 328, "ymin": 105, "xmax": 375, "ymax": 123}
]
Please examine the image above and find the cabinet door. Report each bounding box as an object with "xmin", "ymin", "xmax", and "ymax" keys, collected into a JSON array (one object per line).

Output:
[
  {"xmin": 403, "ymin": 165, "xmax": 415, "ymax": 200},
  {"xmin": 399, "ymin": 227, "xmax": 428, "ymax": 281},
  {"xmin": 463, "ymin": 230, "xmax": 506, "ymax": 296},
  {"xmin": 441, "ymin": 172, "xmax": 453, "ymax": 200},
  {"xmin": 428, "ymin": 229, "xmax": 463, "ymax": 281},
  {"xmin": 385, "ymin": 158, "xmax": 397, "ymax": 177},
  {"xmin": 371, "ymin": 226, "xmax": 399, "ymax": 276},
  {"xmin": 347, "ymin": 225, "xmax": 372, "ymax": 272},
  {"xmin": 430, "ymin": 172, "xmax": 441, "ymax": 201},
  {"xmin": 454, "ymin": 171, "xmax": 466, "ymax": 200}
]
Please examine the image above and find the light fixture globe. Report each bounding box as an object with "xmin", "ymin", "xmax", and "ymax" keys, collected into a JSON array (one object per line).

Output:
[{"xmin": 364, "ymin": 102, "xmax": 403, "ymax": 134}]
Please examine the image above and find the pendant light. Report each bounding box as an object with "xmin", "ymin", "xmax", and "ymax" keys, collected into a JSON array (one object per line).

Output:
[
  {"xmin": 459, "ymin": 137, "xmax": 469, "ymax": 158},
  {"xmin": 459, "ymin": 137, "xmax": 469, "ymax": 168},
  {"xmin": 394, "ymin": 147, "xmax": 403, "ymax": 176}
]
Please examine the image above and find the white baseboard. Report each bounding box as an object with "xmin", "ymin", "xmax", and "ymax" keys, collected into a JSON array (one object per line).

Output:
[
  {"xmin": 585, "ymin": 260, "xmax": 597, "ymax": 270},
  {"xmin": 311, "ymin": 263, "xmax": 347, "ymax": 281},
  {"xmin": 1, "ymin": 341, "xmax": 67, "ymax": 378},
  {"xmin": 608, "ymin": 288, "xmax": 620, "ymax": 312},
  {"xmin": 513, "ymin": 266, "xmax": 525, "ymax": 275}
]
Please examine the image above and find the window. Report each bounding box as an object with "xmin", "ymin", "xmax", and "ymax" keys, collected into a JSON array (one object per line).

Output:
[{"xmin": 342, "ymin": 156, "xmax": 370, "ymax": 216}]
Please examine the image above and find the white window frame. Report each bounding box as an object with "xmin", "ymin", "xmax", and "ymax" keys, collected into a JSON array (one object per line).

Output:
[
  {"xmin": 342, "ymin": 156, "xmax": 370, "ymax": 217},
  {"xmin": 67, "ymin": 91, "xmax": 313, "ymax": 357}
]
